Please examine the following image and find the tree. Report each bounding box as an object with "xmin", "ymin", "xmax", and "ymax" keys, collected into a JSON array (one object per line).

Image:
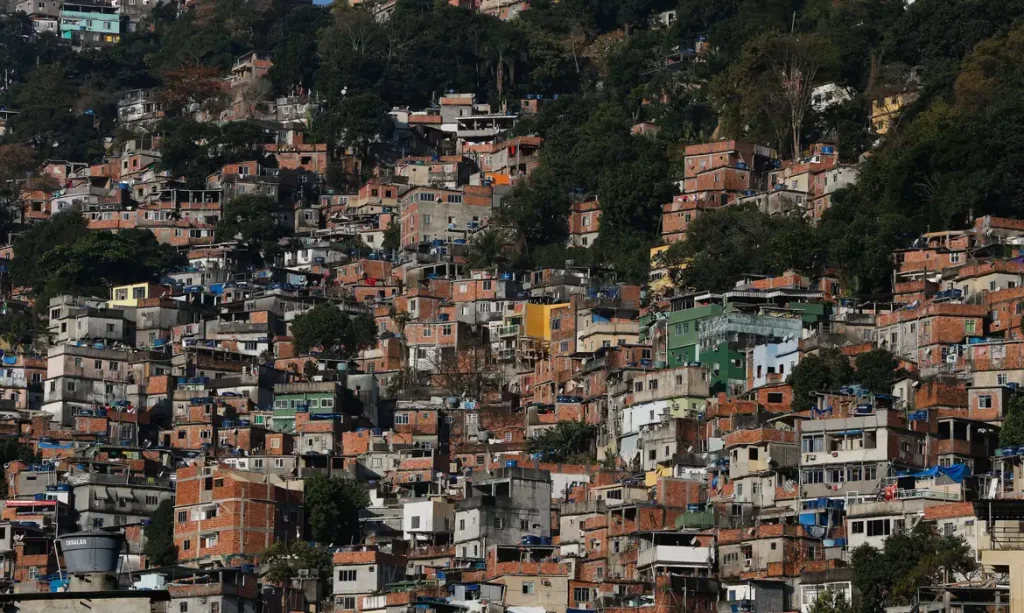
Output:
[
  {"xmin": 854, "ymin": 348, "xmax": 904, "ymax": 395},
  {"xmin": 261, "ymin": 540, "xmax": 332, "ymax": 584},
  {"xmin": 467, "ymin": 228, "xmax": 509, "ymax": 269},
  {"xmin": 157, "ymin": 65, "xmax": 226, "ymax": 116},
  {"xmin": 713, "ymin": 31, "xmax": 838, "ymax": 156},
  {"xmin": 312, "ymin": 91, "xmax": 392, "ymax": 161},
  {"xmin": 12, "ymin": 64, "xmax": 102, "ymax": 162},
  {"xmin": 142, "ymin": 499, "xmax": 178, "ymax": 567},
  {"xmin": 788, "ymin": 347, "xmax": 854, "ymax": 411},
  {"xmin": 304, "ymin": 473, "xmax": 369, "ymax": 546},
  {"xmin": 11, "ymin": 210, "xmax": 90, "ymax": 295},
  {"xmin": 291, "ymin": 301, "xmax": 377, "ymax": 360},
  {"xmin": 665, "ymin": 205, "xmax": 822, "ymax": 292},
  {"xmin": 0, "ymin": 309, "xmax": 44, "ymax": 352},
  {"xmin": 851, "ymin": 522, "xmax": 977, "ymax": 611},
  {"xmin": 0, "ymin": 144, "xmax": 36, "ymax": 241},
  {"xmin": 1001, "ymin": 395, "xmax": 1024, "ymax": 447},
  {"xmin": 808, "ymin": 587, "xmax": 852, "ymax": 613},
  {"xmin": 216, "ymin": 194, "xmax": 287, "ymax": 258},
  {"xmin": 0, "ymin": 438, "xmax": 34, "ymax": 497},
  {"xmin": 37, "ymin": 229, "xmax": 183, "ymax": 302},
  {"xmin": 526, "ymin": 421, "xmax": 597, "ymax": 463},
  {"xmin": 425, "ymin": 335, "xmax": 498, "ymax": 399},
  {"xmin": 382, "ymin": 218, "xmax": 400, "ymax": 253}
]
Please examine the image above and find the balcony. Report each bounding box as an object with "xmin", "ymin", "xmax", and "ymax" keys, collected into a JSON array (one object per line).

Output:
[
  {"xmin": 638, "ymin": 545, "xmax": 712, "ymax": 568},
  {"xmin": 497, "ymin": 324, "xmax": 520, "ymax": 337}
]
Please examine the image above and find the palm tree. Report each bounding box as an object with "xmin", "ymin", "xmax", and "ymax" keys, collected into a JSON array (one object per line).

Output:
[{"xmin": 467, "ymin": 228, "xmax": 508, "ymax": 269}]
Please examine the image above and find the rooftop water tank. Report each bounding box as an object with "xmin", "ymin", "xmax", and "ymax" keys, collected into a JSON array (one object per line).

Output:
[{"xmin": 58, "ymin": 531, "xmax": 125, "ymax": 574}]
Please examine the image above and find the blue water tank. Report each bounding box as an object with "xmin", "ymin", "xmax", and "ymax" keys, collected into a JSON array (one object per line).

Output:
[{"xmin": 505, "ymin": 460, "xmax": 518, "ymax": 468}]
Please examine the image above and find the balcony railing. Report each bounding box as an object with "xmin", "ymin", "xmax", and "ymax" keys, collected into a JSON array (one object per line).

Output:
[{"xmin": 496, "ymin": 324, "xmax": 520, "ymax": 337}]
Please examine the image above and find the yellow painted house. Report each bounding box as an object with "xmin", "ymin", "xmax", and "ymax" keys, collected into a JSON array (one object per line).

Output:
[
  {"xmin": 109, "ymin": 282, "xmax": 166, "ymax": 308},
  {"xmin": 871, "ymin": 91, "xmax": 919, "ymax": 135},
  {"xmin": 523, "ymin": 303, "xmax": 569, "ymax": 341},
  {"xmin": 649, "ymin": 245, "xmax": 687, "ymax": 295}
]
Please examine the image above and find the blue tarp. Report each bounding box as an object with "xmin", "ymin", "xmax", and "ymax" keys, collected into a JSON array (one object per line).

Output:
[
  {"xmin": 901, "ymin": 464, "xmax": 972, "ymax": 483},
  {"xmin": 38, "ymin": 440, "xmax": 73, "ymax": 449}
]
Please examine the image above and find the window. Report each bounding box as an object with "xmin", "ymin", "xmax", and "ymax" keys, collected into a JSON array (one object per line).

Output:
[
  {"xmin": 178, "ymin": 511, "xmax": 187, "ymax": 523},
  {"xmin": 802, "ymin": 469, "xmax": 824, "ymax": 484},
  {"xmin": 749, "ymin": 448, "xmax": 759, "ymax": 461},
  {"xmin": 504, "ymin": 432, "xmax": 513, "ymax": 442},
  {"xmin": 475, "ymin": 454, "xmax": 485, "ymax": 465},
  {"xmin": 966, "ymin": 320, "xmax": 977, "ymax": 335},
  {"xmin": 867, "ymin": 519, "xmax": 890, "ymax": 537},
  {"xmin": 180, "ymin": 604, "xmax": 188, "ymax": 613},
  {"xmin": 182, "ymin": 539, "xmax": 191, "ymax": 551},
  {"xmin": 999, "ymin": 374, "xmax": 1009, "ymax": 385},
  {"xmin": 341, "ymin": 598, "xmax": 356, "ymax": 610},
  {"xmin": 574, "ymin": 588, "xmax": 591, "ymax": 603},
  {"xmin": 522, "ymin": 582, "xmax": 535, "ymax": 595},
  {"xmin": 494, "ymin": 517, "xmax": 504, "ymax": 529},
  {"xmin": 338, "ymin": 570, "xmax": 357, "ymax": 582},
  {"xmin": 979, "ymin": 395, "xmax": 993, "ymax": 409},
  {"xmin": 146, "ymin": 495, "xmax": 158, "ymax": 505},
  {"xmin": 395, "ymin": 413, "xmax": 410, "ymax": 425},
  {"xmin": 802, "ymin": 435, "xmax": 824, "ymax": 453},
  {"xmin": 109, "ymin": 361, "xmax": 118, "ymax": 371},
  {"xmin": 648, "ymin": 380, "xmax": 658, "ymax": 390},
  {"xmin": 851, "ymin": 521, "xmax": 864, "ymax": 534},
  {"xmin": 767, "ymin": 392, "xmax": 784, "ymax": 403},
  {"xmin": 411, "ymin": 516, "xmax": 421, "ymax": 529},
  {"xmin": 459, "ymin": 519, "xmax": 466, "ymax": 530}
]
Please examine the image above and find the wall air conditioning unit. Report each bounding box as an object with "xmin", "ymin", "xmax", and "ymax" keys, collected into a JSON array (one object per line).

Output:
[
  {"xmin": 806, "ymin": 454, "xmax": 816, "ymax": 461},
  {"xmin": 742, "ymin": 559, "xmax": 752, "ymax": 570}
]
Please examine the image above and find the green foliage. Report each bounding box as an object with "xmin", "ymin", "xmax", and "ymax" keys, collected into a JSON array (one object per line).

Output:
[
  {"xmin": 37, "ymin": 228, "xmax": 183, "ymax": 302},
  {"xmin": 854, "ymin": 348, "xmax": 904, "ymax": 394},
  {"xmin": 808, "ymin": 587, "xmax": 853, "ymax": 613},
  {"xmin": 266, "ymin": 5, "xmax": 332, "ymax": 95},
  {"xmin": 713, "ymin": 30, "xmax": 838, "ymax": 157},
  {"xmin": 312, "ymin": 92, "xmax": 392, "ymax": 158},
  {"xmin": 851, "ymin": 522, "xmax": 977, "ymax": 611},
  {"xmin": 142, "ymin": 500, "xmax": 178, "ymax": 567},
  {"xmin": 290, "ymin": 302, "xmax": 377, "ymax": 360},
  {"xmin": 304, "ymin": 473, "xmax": 369, "ymax": 546},
  {"xmin": 11, "ymin": 64, "xmax": 104, "ymax": 162},
  {"xmin": 787, "ymin": 347, "xmax": 854, "ymax": 411},
  {"xmin": 0, "ymin": 438, "xmax": 35, "ymax": 498},
  {"xmin": 526, "ymin": 420, "xmax": 597, "ymax": 462},
  {"xmin": 217, "ymin": 194, "xmax": 288, "ymax": 258},
  {"xmin": 157, "ymin": 120, "xmax": 274, "ymax": 188},
  {"xmin": 1000, "ymin": 395, "xmax": 1024, "ymax": 447},
  {"xmin": 664, "ymin": 205, "xmax": 822, "ymax": 292},
  {"xmin": 0, "ymin": 309, "xmax": 44, "ymax": 353},
  {"xmin": 11, "ymin": 210, "xmax": 90, "ymax": 296},
  {"xmin": 382, "ymin": 219, "xmax": 400, "ymax": 253},
  {"xmin": 467, "ymin": 228, "xmax": 510, "ymax": 269},
  {"xmin": 261, "ymin": 540, "xmax": 332, "ymax": 584}
]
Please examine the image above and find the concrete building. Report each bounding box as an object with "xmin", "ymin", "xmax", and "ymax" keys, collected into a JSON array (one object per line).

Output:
[
  {"xmin": 454, "ymin": 466, "xmax": 552, "ymax": 559},
  {"xmin": 42, "ymin": 344, "xmax": 132, "ymax": 426}
]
